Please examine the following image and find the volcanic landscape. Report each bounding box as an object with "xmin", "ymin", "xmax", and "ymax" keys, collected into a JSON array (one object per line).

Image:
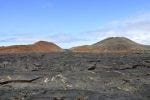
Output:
[{"xmin": 0, "ymin": 37, "xmax": 150, "ymax": 100}]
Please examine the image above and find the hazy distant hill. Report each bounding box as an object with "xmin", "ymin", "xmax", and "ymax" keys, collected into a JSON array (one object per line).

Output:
[
  {"xmin": 0, "ymin": 41, "xmax": 62, "ymax": 53},
  {"xmin": 0, "ymin": 37, "xmax": 149, "ymax": 54},
  {"xmin": 71, "ymin": 37, "xmax": 150, "ymax": 53}
]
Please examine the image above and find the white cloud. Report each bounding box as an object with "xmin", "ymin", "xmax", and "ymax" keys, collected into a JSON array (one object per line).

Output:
[
  {"xmin": 0, "ymin": 13, "xmax": 150, "ymax": 48},
  {"xmin": 83, "ymin": 13, "xmax": 150, "ymax": 45}
]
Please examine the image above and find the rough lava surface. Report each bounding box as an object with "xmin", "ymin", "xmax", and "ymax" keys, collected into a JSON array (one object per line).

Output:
[{"xmin": 0, "ymin": 37, "xmax": 150, "ymax": 100}]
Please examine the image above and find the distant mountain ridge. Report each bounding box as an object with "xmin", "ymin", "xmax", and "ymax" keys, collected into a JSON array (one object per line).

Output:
[
  {"xmin": 0, "ymin": 41, "xmax": 62, "ymax": 53},
  {"xmin": 71, "ymin": 37, "xmax": 150, "ymax": 53},
  {"xmin": 0, "ymin": 37, "xmax": 149, "ymax": 54}
]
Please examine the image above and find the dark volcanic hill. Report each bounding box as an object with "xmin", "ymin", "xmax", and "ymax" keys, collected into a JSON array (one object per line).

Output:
[
  {"xmin": 0, "ymin": 41, "xmax": 62, "ymax": 53},
  {"xmin": 71, "ymin": 37, "xmax": 150, "ymax": 53}
]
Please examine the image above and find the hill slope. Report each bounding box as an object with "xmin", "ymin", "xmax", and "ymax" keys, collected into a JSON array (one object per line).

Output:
[
  {"xmin": 0, "ymin": 41, "xmax": 62, "ymax": 53},
  {"xmin": 71, "ymin": 37, "xmax": 150, "ymax": 53}
]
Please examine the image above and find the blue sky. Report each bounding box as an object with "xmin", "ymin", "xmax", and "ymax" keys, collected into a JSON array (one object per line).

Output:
[{"xmin": 0, "ymin": 0, "xmax": 150, "ymax": 48}]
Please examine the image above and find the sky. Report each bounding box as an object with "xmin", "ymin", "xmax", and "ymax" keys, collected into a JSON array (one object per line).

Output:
[{"xmin": 0, "ymin": 0, "xmax": 150, "ymax": 48}]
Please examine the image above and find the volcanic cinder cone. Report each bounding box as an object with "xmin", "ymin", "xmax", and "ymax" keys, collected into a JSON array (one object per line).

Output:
[
  {"xmin": 71, "ymin": 37, "xmax": 150, "ymax": 53},
  {"xmin": 0, "ymin": 41, "xmax": 62, "ymax": 54}
]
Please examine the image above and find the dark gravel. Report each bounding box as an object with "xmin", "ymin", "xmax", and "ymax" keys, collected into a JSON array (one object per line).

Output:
[{"xmin": 0, "ymin": 52, "xmax": 150, "ymax": 100}]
